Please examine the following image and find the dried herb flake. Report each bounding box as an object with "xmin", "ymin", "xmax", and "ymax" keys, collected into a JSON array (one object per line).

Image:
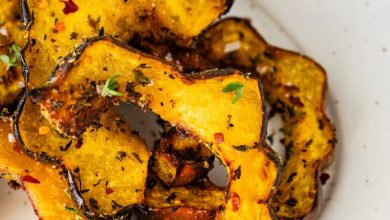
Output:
[
  {"xmin": 135, "ymin": 70, "xmax": 151, "ymax": 86},
  {"xmin": 233, "ymin": 145, "xmax": 249, "ymax": 152},
  {"xmin": 132, "ymin": 153, "xmax": 143, "ymax": 164}
]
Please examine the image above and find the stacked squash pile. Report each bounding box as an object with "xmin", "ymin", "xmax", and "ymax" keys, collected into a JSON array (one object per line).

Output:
[{"xmin": 0, "ymin": 0, "xmax": 335, "ymax": 219}]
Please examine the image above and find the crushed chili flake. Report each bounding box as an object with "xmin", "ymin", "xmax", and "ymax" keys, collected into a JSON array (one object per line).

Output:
[
  {"xmin": 320, "ymin": 173, "xmax": 330, "ymax": 185},
  {"xmin": 60, "ymin": 0, "xmax": 79, "ymax": 15},
  {"xmin": 22, "ymin": 175, "xmax": 40, "ymax": 184},
  {"xmin": 106, "ymin": 188, "xmax": 114, "ymax": 195},
  {"xmin": 231, "ymin": 192, "xmax": 240, "ymax": 212},
  {"xmin": 53, "ymin": 22, "xmax": 66, "ymax": 32},
  {"xmin": 214, "ymin": 133, "xmax": 224, "ymax": 144},
  {"xmin": 13, "ymin": 145, "xmax": 22, "ymax": 154}
]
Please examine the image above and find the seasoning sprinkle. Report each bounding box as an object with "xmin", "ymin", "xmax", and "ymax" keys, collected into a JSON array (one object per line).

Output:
[
  {"xmin": 64, "ymin": 205, "xmax": 78, "ymax": 213},
  {"xmin": 233, "ymin": 145, "xmax": 249, "ymax": 152},
  {"xmin": 135, "ymin": 70, "xmax": 151, "ymax": 86}
]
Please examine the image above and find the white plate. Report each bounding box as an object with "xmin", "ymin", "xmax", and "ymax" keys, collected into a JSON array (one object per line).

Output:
[{"xmin": 2, "ymin": 0, "xmax": 390, "ymax": 219}]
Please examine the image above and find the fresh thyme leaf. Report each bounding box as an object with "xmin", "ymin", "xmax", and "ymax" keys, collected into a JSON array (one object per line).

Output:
[
  {"xmin": 0, "ymin": 55, "xmax": 10, "ymax": 64},
  {"xmin": 223, "ymin": 82, "xmax": 242, "ymax": 92},
  {"xmin": 232, "ymin": 86, "xmax": 244, "ymax": 104},
  {"xmin": 222, "ymin": 82, "xmax": 244, "ymax": 104},
  {"xmin": 0, "ymin": 43, "xmax": 21, "ymax": 70},
  {"xmin": 101, "ymin": 75, "xmax": 123, "ymax": 97},
  {"xmin": 11, "ymin": 44, "xmax": 21, "ymax": 60}
]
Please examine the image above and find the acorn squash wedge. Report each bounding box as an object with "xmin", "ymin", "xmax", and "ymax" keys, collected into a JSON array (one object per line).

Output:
[
  {"xmin": 0, "ymin": 119, "xmax": 86, "ymax": 219},
  {"xmin": 31, "ymin": 37, "xmax": 281, "ymax": 220},
  {"xmin": 196, "ymin": 18, "xmax": 336, "ymax": 219},
  {"xmin": 21, "ymin": 0, "xmax": 233, "ymax": 87},
  {"xmin": 14, "ymin": 92, "xmax": 150, "ymax": 218}
]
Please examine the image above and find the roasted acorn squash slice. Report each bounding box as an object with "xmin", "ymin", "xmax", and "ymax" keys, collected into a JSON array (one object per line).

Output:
[
  {"xmin": 130, "ymin": 17, "xmax": 336, "ymax": 219},
  {"xmin": 31, "ymin": 37, "xmax": 281, "ymax": 219},
  {"xmin": 21, "ymin": 0, "xmax": 233, "ymax": 87},
  {"xmin": 197, "ymin": 18, "xmax": 336, "ymax": 219},
  {"xmin": 14, "ymin": 92, "xmax": 150, "ymax": 218},
  {"xmin": 0, "ymin": 119, "xmax": 86, "ymax": 219}
]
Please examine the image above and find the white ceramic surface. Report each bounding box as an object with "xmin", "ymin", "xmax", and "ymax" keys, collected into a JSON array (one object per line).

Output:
[{"xmin": 2, "ymin": 0, "xmax": 390, "ymax": 219}]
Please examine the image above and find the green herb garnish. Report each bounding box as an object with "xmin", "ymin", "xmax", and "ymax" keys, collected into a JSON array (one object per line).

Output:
[
  {"xmin": 0, "ymin": 44, "xmax": 21, "ymax": 70},
  {"xmin": 101, "ymin": 75, "xmax": 123, "ymax": 97},
  {"xmin": 222, "ymin": 82, "xmax": 244, "ymax": 104}
]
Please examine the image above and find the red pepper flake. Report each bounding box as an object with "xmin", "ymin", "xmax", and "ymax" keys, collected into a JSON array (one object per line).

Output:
[
  {"xmin": 231, "ymin": 192, "xmax": 240, "ymax": 212},
  {"xmin": 60, "ymin": 0, "xmax": 79, "ymax": 15},
  {"xmin": 53, "ymin": 22, "xmax": 66, "ymax": 33},
  {"xmin": 12, "ymin": 145, "xmax": 22, "ymax": 154},
  {"xmin": 22, "ymin": 175, "xmax": 40, "ymax": 184},
  {"xmin": 106, "ymin": 188, "xmax": 114, "ymax": 195},
  {"xmin": 214, "ymin": 133, "xmax": 224, "ymax": 144},
  {"xmin": 320, "ymin": 173, "xmax": 330, "ymax": 185}
]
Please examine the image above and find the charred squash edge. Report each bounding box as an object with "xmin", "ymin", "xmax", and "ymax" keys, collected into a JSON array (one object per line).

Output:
[
  {"xmin": 29, "ymin": 36, "xmax": 282, "ymax": 219},
  {"xmin": 13, "ymin": 90, "xmax": 63, "ymax": 164},
  {"xmin": 204, "ymin": 17, "xmax": 336, "ymax": 219}
]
